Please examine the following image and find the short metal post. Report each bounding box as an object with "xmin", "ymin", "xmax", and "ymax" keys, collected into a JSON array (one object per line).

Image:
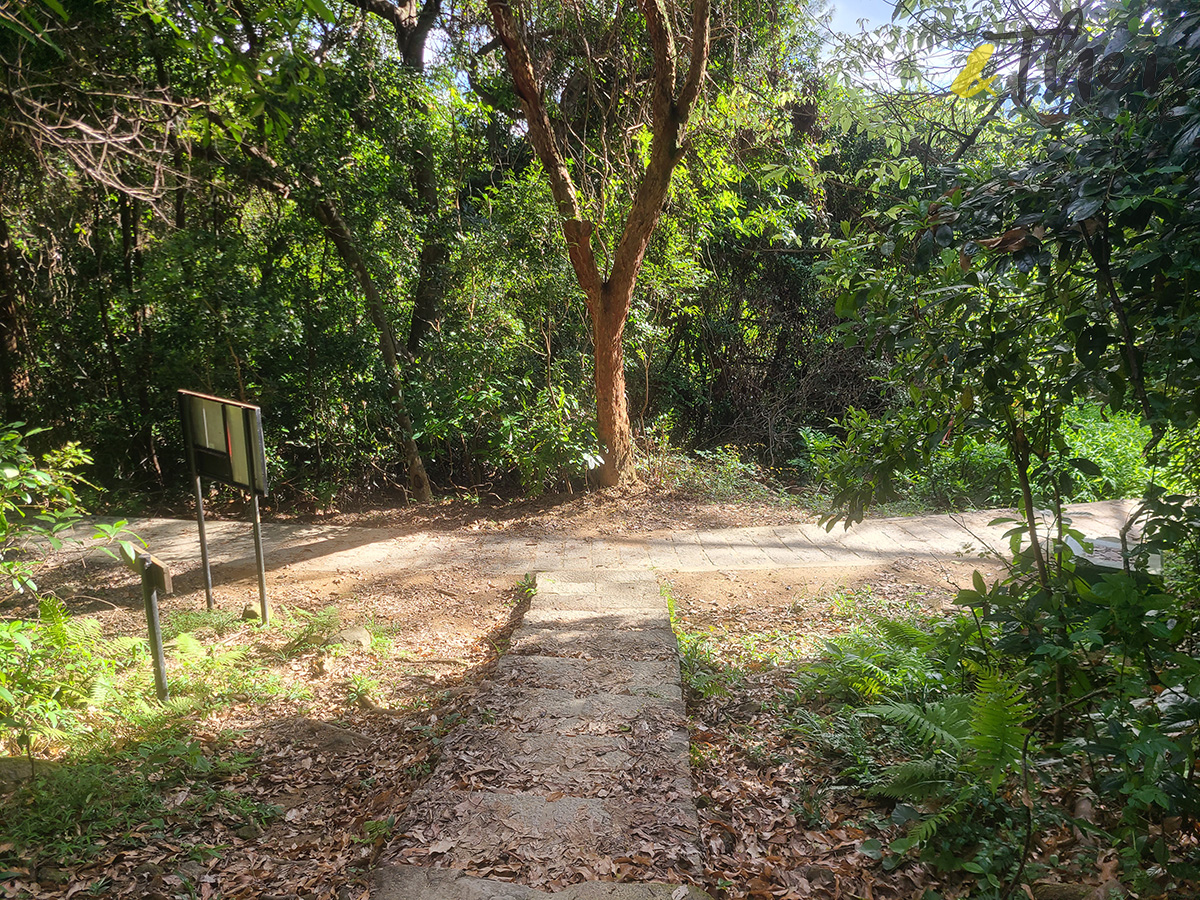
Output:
[
  {"xmin": 250, "ymin": 491, "xmax": 269, "ymax": 626},
  {"xmin": 192, "ymin": 473, "xmax": 215, "ymax": 611},
  {"xmin": 140, "ymin": 555, "xmax": 170, "ymax": 702}
]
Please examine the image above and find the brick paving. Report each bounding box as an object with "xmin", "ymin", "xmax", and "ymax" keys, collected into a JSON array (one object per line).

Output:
[{"xmin": 92, "ymin": 499, "xmax": 1143, "ymax": 588}]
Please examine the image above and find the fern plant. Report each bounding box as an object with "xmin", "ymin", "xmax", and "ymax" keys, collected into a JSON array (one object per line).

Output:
[
  {"xmin": 864, "ymin": 672, "xmax": 1031, "ymax": 848},
  {"xmin": 968, "ymin": 670, "xmax": 1031, "ymax": 790},
  {"xmin": 805, "ymin": 615, "xmax": 944, "ymax": 702},
  {"xmin": 0, "ymin": 597, "xmax": 118, "ymax": 757}
]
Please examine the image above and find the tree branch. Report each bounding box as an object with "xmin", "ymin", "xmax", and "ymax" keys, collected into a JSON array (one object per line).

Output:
[
  {"xmin": 606, "ymin": 0, "xmax": 710, "ymax": 306},
  {"xmin": 487, "ymin": 0, "xmax": 602, "ymax": 305},
  {"xmin": 344, "ymin": 0, "xmax": 439, "ymax": 70},
  {"xmin": 641, "ymin": 0, "xmax": 676, "ymax": 132}
]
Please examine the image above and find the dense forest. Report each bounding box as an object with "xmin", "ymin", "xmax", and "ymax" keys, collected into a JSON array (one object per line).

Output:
[
  {"xmin": 4, "ymin": 0, "xmax": 1191, "ymax": 519},
  {"xmin": 3, "ymin": 0, "xmax": 1200, "ymax": 897},
  {"xmin": 0, "ymin": 0, "xmax": 877, "ymax": 505}
]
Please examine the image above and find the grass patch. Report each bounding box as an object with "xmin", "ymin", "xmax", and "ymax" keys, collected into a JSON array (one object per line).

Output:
[
  {"xmin": 274, "ymin": 606, "xmax": 341, "ymax": 659},
  {"xmin": 1, "ymin": 731, "xmax": 264, "ymax": 870},
  {"xmin": 161, "ymin": 608, "xmax": 243, "ymax": 641}
]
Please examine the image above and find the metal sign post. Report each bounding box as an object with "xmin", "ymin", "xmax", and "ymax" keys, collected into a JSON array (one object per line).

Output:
[
  {"xmin": 181, "ymin": 415, "xmax": 215, "ymax": 611},
  {"xmin": 244, "ymin": 417, "xmax": 270, "ymax": 626},
  {"xmin": 139, "ymin": 553, "xmax": 172, "ymax": 702},
  {"xmin": 121, "ymin": 545, "xmax": 173, "ymax": 702},
  {"xmin": 178, "ymin": 390, "xmax": 270, "ymax": 624}
]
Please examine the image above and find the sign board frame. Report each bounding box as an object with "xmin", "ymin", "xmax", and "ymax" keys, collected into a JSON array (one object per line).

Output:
[
  {"xmin": 178, "ymin": 390, "xmax": 269, "ymax": 496},
  {"xmin": 178, "ymin": 390, "xmax": 270, "ymax": 623}
]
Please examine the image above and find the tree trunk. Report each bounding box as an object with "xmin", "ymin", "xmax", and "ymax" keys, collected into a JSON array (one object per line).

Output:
[
  {"xmin": 488, "ymin": 0, "xmax": 711, "ymax": 486},
  {"xmin": 0, "ymin": 215, "xmax": 24, "ymax": 421},
  {"xmin": 406, "ymin": 130, "xmax": 447, "ymax": 355},
  {"xmin": 312, "ymin": 197, "xmax": 433, "ymax": 501},
  {"xmin": 593, "ymin": 287, "xmax": 634, "ymax": 483},
  {"xmin": 345, "ymin": 0, "xmax": 447, "ymax": 355}
]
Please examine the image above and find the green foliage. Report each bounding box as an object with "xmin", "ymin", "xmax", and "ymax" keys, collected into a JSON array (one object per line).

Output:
[
  {"xmin": 783, "ymin": 706, "xmax": 878, "ymax": 781},
  {"xmin": 494, "ymin": 387, "xmax": 602, "ymax": 495},
  {"xmin": 678, "ymin": 631, "xmax": 737, "ymax": 699},
  {"xmin": 966, "ymin": 671, "xmax": 1031, "ymax": 790},
  {"xmin": 0, "ymin": 425, "xmax": 92, "ymax": 593},
  {"xmin": 803, "ymin": 615, "xmax": 943, "ymax": 702},
  {"xmin": 866, "ymin": 694, "xmax": 973, "ymax": 754},
  {"xmin": 346, "ymin": 673, "xmax": 380, "ymax": 708},
  {"xmin": 815, "ymin": 16, "xmax": 1200, "ymax": 887},
  {"xmin": 912, "ymin": 439, "xmax": 1013, "ymax": 510},
  {"xmin": 0, "ymin": 596, "xmax": 116, "ymax": 757},
  {"xmin": 2, "ymin": 732, "xmax": 266, "ymax": 868},
  {"xmin": 641, "ymin": 436, "xmax": 797, "ymax": 504},
  {"xmin": 162, "ymin": 608, "xmax": 243, "ymax": 641},
  {"xmin": 1058, "ymin": 405, "xmax": 1152, "ymax": 502}
]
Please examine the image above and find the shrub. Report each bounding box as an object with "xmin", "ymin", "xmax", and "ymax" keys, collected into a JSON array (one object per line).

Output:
[
  {"xmin": 829, "ymin": 403, "xmax": 1154, "ymax": 514},
  {"xmin": 910, "ymin": 439, "xmax": 1014, "ymax": 510},
  {"xmin": 1057, "ymin": 404, "xmax": 1152, "ymax": 502},
  {"xmin": 0, "ymin": 425, "xmax": 92, "ymax": 593}
]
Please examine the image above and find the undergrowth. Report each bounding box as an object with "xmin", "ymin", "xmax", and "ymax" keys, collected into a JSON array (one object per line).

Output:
[
  {"xmin": 677, "ymin": 554, "xmax": 1200, "ymax": 899},
  {"xmin": 2, "ymin": 730, "xmax": 272, "ymax": 873}
]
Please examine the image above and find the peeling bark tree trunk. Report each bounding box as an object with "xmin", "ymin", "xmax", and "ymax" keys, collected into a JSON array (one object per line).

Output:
[
  {"xmin": 312, "ymin": 198, "xmax": 433, "ymax": 502},
  {"xmin": 488, "ymin": 0, "xmax": 710, "ymax": 486},
  {"xmin": 592, "ymin": 287, "xmax": 633, "ymax": 478}
]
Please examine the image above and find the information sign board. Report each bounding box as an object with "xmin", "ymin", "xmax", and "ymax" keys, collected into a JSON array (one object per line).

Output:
[{"xmin": 178, "ymin": 390, "xmax": 268, "ymax": 496}]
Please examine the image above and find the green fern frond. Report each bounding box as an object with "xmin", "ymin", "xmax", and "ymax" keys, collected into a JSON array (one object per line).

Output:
[
  {"xmin": 811, "ymin": 622, "xmax": 946, "ymax": 701},
  {"xmin": 907, "ymin": 795, "xmax": 966, "ymax": 843},
  {"xmin": 85, "ymin": 674, "xmax": 117, "ymax": 708},
  {"xmin": 164, "ymin": 695, "xmax": 203, "ymax": 716},
  {"xmin": 170, "ymin": 633, "xmax": 205, "ymax": 661},
  {"xmin": 968, "ymin": 670, "xmax": 1030, "ymax": 791},
  {"xmin": 38, "ymin": 593, "xmax": 68, "ymax": 626},
  {"xmin": 865, "ymin": 695, "xmax": 973, "ymax": 749},
  {"xmin": 214, "ymin": 647, "xmax": 247, "ymax": 667},
  {"xmin": 873, "ymin": 756, "xmax": 957, "ymax": 800},
  {"xmin": 872, "ymin": 616, "xmax": 934, "ymax": 652},
  {"xmin": 64, "ymin": 616, "xmax": 102, "ymax": 653}
]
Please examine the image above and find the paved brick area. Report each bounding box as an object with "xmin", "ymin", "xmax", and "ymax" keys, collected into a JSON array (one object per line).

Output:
[{"xmin": 88, "ymin": 499, "xmax": 1143, "ymax": 588}]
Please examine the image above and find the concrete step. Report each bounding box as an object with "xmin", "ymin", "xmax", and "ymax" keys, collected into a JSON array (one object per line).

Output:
[
  {"xmin": 427, "ymin": 729, "xmax": 693, "ymax": 798},
  {"xmin": 493, "ymin": 656, "xmax": 680, "ymax": 696},
  {"xmin": 522, "ymin": 607, "xmax": 671, "ymax": 630},
  {"xmin": 382, "ymin": 569, "xmax": 705, "ymax": 895},
  {"xmin": 537, "ymin": 577, "xmax": 656, "ymax": 598},
  {"xmin": 529, "ymin": 590, "xmax": 665, "ymax": 611},
  {"xmin": 400, "ymin": 790, "xmax": 703, "ymax": 872},
  {"xmin": 540, "ymin": 570, "xmax": 659, "ymax": 587},
  {"xmin": 371, "ymin": 864, "xmax": 713, "ymax": 899},
  {"xmin": 475, "ymin": 686, "xmax": 684, "ymax": 725},
  {"xmin": 509, "ymin": 625, "xmax": 678, "ymax": 660}
]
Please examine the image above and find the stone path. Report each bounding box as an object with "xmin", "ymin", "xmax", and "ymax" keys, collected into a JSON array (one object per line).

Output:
[
  {"xmin": 82, "ymin": 499, "xmax": 1143, "ymax": 590},
  {"xmin": 372, "ymin": 570, "xmax": 709, "ymax": 900}
]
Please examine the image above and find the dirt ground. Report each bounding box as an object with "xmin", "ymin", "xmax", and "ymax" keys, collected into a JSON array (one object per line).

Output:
[
  {"xmin": 668, "ymin": 556, "xmax": 1007, "ymax": 655},
  {"xmin": 197, "ymin": 482, "xmax": 818, "ymax": 535}
]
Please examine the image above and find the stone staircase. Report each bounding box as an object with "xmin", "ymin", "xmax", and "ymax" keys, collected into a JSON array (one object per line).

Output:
[{"xmin": 371, "ymin": 571, "xmax": 712, "ymax": 899}]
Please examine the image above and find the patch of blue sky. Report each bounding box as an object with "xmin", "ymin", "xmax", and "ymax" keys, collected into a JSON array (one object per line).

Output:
[{"xmin": 828, "ymin": 0, "xmax": 902, "ymax": 34}]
